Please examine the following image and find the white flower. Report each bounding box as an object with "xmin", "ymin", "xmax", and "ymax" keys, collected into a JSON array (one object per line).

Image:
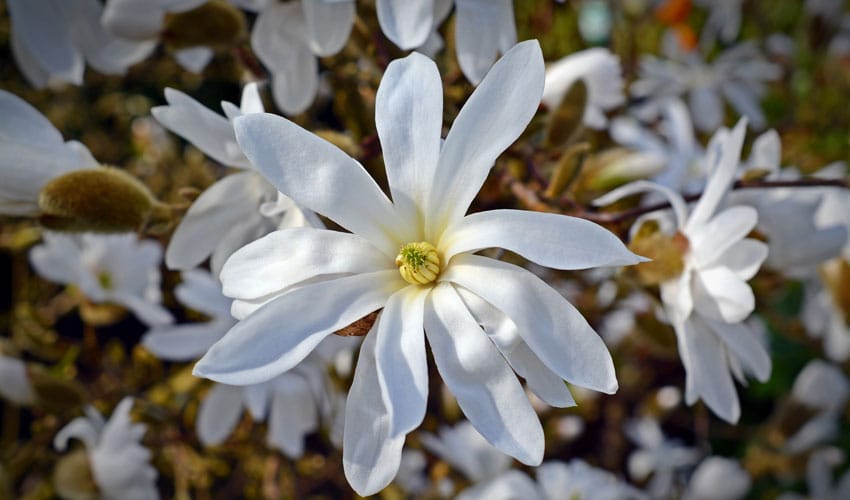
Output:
[
  {"xmin": 632, "ymin": 43, "xmax": 780, "ymax": 132},
  {"xmin": 459, "ymin": 460, "xmax": 645, "ymax": 500},
  {"xmin": 54, "ymin": 397, "xmax": 158, "ymax": 500},
  {"xmin": 251, "ymin": 0, "xmax": 355, "ymax": 114},
  {"xmin": 784, "ymin": 360, "xmax": 850, "ymax": 453},
  {"xmin": 625, "ymin": 417, "xmax": 701, "ymax": 499},
  {"xmin": 683, "ymin": 457, "xmax": 751, "ymax": 500},
  {"xmin": 194, "ymin": 41, "xmax": 642, "ymax": 495},
  {"xmin": 0, "ymin": 89, "xmax": 97, "ymax": 216},
  {"xmin": 7, "ymin": 0, "xmax": 155, "ymax": 88},
  {"xmin": 421, "ymin": 420, "xmax": 512, "ymax": 485},
  {"xmin": 30, "ymin": 232, "xmax": 173, "ymax": 327},
  {"xmin": 779, "ymin": 447, "xmax": 850, "ymax": 500},
  {"xmin": 694, "ymin": 0, "xmax": 743, "ymax": 44},
  {"xmin": 378, "ymin": 0, "xmax": 516, "ymax": 85},
  {"xmin": 152, "ymin": 83, "xmax": 320, "ymax": 274},
  {"xmin": 0, "ymin": 354, "xmax": 36, "ymax": 405},
  {"xmin": 541, "ymin": 47, "xmax": 626, "ymax": 130},
  {"xmin": 597, "ymin": 119, "xmax": 771, "ymax": 423},
  {"xmin": 142, "ymin": 268, "xmax": 348, "ymax": 456}
]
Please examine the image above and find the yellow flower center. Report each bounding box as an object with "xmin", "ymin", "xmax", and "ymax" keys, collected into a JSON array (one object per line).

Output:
[{"xmin": 395, "ymin": 242, "xmax": 441, "ymax": 286}]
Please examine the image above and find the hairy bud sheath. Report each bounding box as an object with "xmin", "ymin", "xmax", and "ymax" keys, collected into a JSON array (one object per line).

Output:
[{"xmin": 38, "ymin": 167, "xmax": 161, "ymax": 233}]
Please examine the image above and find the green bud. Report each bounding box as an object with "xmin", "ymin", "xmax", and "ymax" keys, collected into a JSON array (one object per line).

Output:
[
  {"xmin": 162, "ymin": 0, "xmax": 246, "ymax": 51},
  {"xmin": 545, "ymin": 142, "xmax": 590, "ymax": 199},
  {"xmin": 38, "ymin": 167, "xmax": 160, "ymax": 233},
  {"xmin": 28, "ymin": 365, "xmax": 87, "ymax": 412},
  {"xmin": 545, "ymin": 79, "xmax": 587, "ymax": 148},
  {"xmin": 53, "ymin": 450, "xmax": 98, "ymax": 500}
]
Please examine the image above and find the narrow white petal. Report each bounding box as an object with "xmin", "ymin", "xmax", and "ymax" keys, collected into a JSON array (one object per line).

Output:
[
  {"xmin": 176, "ymin": 269, "xmax": 232, "ymax": 318},
  {"xmin": 715, "ymin": 239, "xmax": 767, "ymax": 281},
  {"xmin": 454, "ymin": 0, "xmax": 516, "ymax": 85},
  {"xmin": 442, "ymin": 254, "xmax": 618, "ymax": 394},
  {"xmin": 376, "ymin": 0, "xmax": 433, "ymax": 50},
  {"xmin": 457, "ymin": 470, "xmax": 543, "ymax": 500},
  {"xmin": 174, "ymin": 47, "xmax": 214, "ymax": 73},
  {"xmin": 689, "ymin": 86, "xmax": 724, "ymax": 132},
  {"xmin": 375, "ymin": 52, "xmax": 443, "ymax": 228},
  {"xmin": 343, "ymin": 328, "xmax": 406, "ymax": 496},
  {"xmin": 234, "ymin": 113, "xmax": 413, "ymax": 256},
  {"xmin": 302, "ymin": 0, "xmax": 355, "ymax": 57},
  {"xmin": 220, "ymin": 227, "xmax": 393, "ymax": 300},
  {"xmin": 706, "ymin": 319, "xmax": 771, "ymax": 382},
  {"xmin": 0, "ymin": 355, "xmax": 35, "ymax": 405},
  {"xmin": 593, "ymin": 180, "xmax": 689, "ymax": 230},
  {"xmin": 54, "ymin": 416, "xmax": 101, "ymax": 451},
  {"xmin": 687, "ymin": 118, "xmax": 748, "ymax": 229},
  {"xmin": 747, "ymin": 129, "xmax": 780, "ymax": 171},
  {"xmin": 374, "ymin": 287, "xmax": 430, "ymax": 437},
  {"xmin": 425, "ymin": 283, "xmax": 543, "ymax": 465},
  {"xmin": 101, "ymin": 0, "xmax": 166, "ymax": 39},
  {"xmin": 152, "ymin": 88, "xmax": 248, "ymax": 168},
  {"xmin": 428, "ymin": 40, "xmax": 543, "ymax": 237},
  {"xmin": 143, "ymin": 321, "xmax": 231, "ymax": 361},
  {"xmin": 166, "ymin": 172, "xmax": 273, "ymax": 271},
  {"xmin": 267, "ymin": 375, "xmax": 318, "ymax": 458},
  {"xmin": 7, "ymin": 0, "xmax": 84, "ymax": 85},
  {"xmin": 692, "ymin": 267, "xmax": 755, "ymax": 323},
  {"xmin": 0, "ymin": 89, "xmax": 64, "ymax": 145},
  {"xmin": 689, "ymin": 206, "xmax": 758, "ymax": 267},
  {"xmin": 441, "ymin": 209, "xmax": 643, "ymax": 269},
  {"xmin": 194, "ymin": 271, "xmax": 400, "ymax": 385},
  {"xmin": 196, "ymin": 384, "xmax": 244, "ymax": 446},
  {"xmin": 679, "ymin": 316, "xmax": 741, "ymax": 423}
]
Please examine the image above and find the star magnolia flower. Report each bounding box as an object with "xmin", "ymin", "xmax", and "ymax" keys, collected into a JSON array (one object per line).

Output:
[
  {"xmin": 30, "ymin": 232, "xmax": 173, "ymax": 327},
  {"xmin": 378, "ymin": 0, "xmax": 517, "ymax": 85},
  {"xmin": 541, "ymin": 47, "xmax": 626, "ymax": 130},
  {"xmin": 142, "ymin": 269, "xmax": 349, "ymax": 456},
  {"xmin": 596, "ymin": 119, "xmax": 771, "ymax": 423},
  {"xmin": 0, "ymin": 89, "xmax": 97, "ymax": 215},
  {"xmin": 152, "ymin": 83, "xmax": 320, "ymax": 274},
  {"xmin": 7, "ymin": 0, "xmax": 155, "ymax": 88},
  {"xmin": 632, "ymin": 42, "xmax": 780, "ymax": 132},
  {"xmin": 625, "ymin": 417, "xmax": 701, "ymax": 499},
  {"xmin": 251, "ymin": 0, "xmax": 355, "ymax": 114},
  {"xmin": 54, "ymin": 398, "xmax": 158, "ymax": 500},
  {"xmin": 194, "ymin": 41, "xmax": 643, "ymax": 495}
]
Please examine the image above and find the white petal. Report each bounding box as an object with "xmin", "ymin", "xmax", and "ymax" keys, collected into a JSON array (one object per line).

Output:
[
  {"xmin": 680, "ymin": 316, "xmax": 740, "ymax": 423},
  {"xmin": 687, "ymin": 118, "xmax": 747, "ymax": 229},
  {"xmin": 456, "ymin": 287, "xmax": 575, "ymax": 407},
  {"xmin": 689, "ymin": 206, "xmax": 758, "ymax": 267},
  {"xmin": 454, "ymin": 0, "xmax": 516, "ymax": 85},
  {"xmin": 302, "ymin": 0, "xmax": 355, "ymax": 57},
  {"xmin": 714, "ymin": 239, "xmax": 767, "ymax": 281},
  {"xmin": 174, "ymin": 46, "xmax": 214, "ymax": 73},
  {"xmin": 706, "ymin": 319, "xmax": 771, "ymax": 382},
  {"xmin": 343, "ymin": 328, "xmax": 405, "ymax": 496},
  {"xmin": 115, "ymin": 292, "xmax": 174, "ymax": 327},
  {"xmin": 234, "ymin": 113, "xmax": 412, "ymax": 255},
  {"xmin": 143, "ymin": 321, "xmax": 231, "ymax": 361},
  {"xmin": 689, "ymin": 86, "xmax": 724, "ymax": 132},
  {"xmin": 193, "ymin": 270, "xmax": 400, "ymax": 385},
  {"xmin": 220, "ymin": 227, "xmax": 392, "ymax": 300},
  {"xmin": 0, "ymin": 355, "xmax": 35, "ymax": 405},
  {"xmin": 374, "ymin": 287, "xmax": 430, "ymax": 437},
  {"xmin": 692, "ymin": 267, "xmax": 754, "ymax": 323},
  {"xmin": 267, "ymin": 375, "xmax": 318, "ymax": 458},
  {"xmin": 376, "ymin": 0, "xmax": 433, "ymax": 50},
  {"xmin": 442, "ymin": 254, "xmax": 618, "ymax": 393},
  {"xmin": 176, "ymin": 269, "xmax": 231, "ymax": 318},
  {"xmin": 0, "ymin": 89, "xmax": 64, "ymax": 145},
  {"xmin": 593, "ymin": 180, "xmax": 689, "ymax": 230},
  {"xmin": 375, "ymin": 52, "xmax": 443, "ymax": 228},
  {"xmin": 747, "ymin": 129, "xmax": 780, "ymax": 171},
  {"xmin": 441, "ymin": 209, "xmax": 643, "ymax": 269},
  {"xmin": 152, "ymin": 88, "xmax": 249, "ymax": 168},
  {"xmin": 166, "ymin": 172, "xmax": 272, "ymax": 271},
  {"xmin": 196, "ymin": 384, "xmax": 244, "ymax": 446},
  {"xmin": 428, "ymin": 40, "xmax": 543, "ymax": 236},
  {"xmin": 721, "ymin": 81, "xmax": 766, "ymax": 130},
  {"xmin": 54, "ymin": 416, "xmax": 101, "ymax": 451},
  {"xmin": 101, "ymin": 0, "xmax": 166, "ymax": 39},
  {"xmin": 457, "ymin": 470, "xmax": 542, "ymax": 500},
  {"xmin": 7, "ymin": 0, "xmax": 84, "ymax": 86},
  {"xmin": 10, "ymin": 26, "xmax": 51, "ymax": 88},
  {"xmin": 425, "ymin": 283, "xmax": 543, "ymax": 465}
]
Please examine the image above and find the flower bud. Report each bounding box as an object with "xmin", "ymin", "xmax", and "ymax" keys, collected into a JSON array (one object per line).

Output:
[
  {"xmin": 28, "ymin": 365, "xmax": 87, "ymax": 412},
  {"xmin": 162, "ymin": 0, "xmax": 246, "ymax": 51},
  {"xmin": 545, "ymin": 142, "xmax": 590, "ymax": 199},
  {"xmin": 545, "ymin": 79, "xmax": 587, "ymax": 148},
  {"xmin": 53, "ymin": 450, "xmax": 98, "ymax": 500},
  {"xmin": 38, "ymin": 167, "xmax": 161, "ymax": 233}
]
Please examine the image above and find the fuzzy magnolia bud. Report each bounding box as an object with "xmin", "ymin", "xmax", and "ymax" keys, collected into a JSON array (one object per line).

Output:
[
  {"xmin": 38, "ymin": 167, "xmax": 167, "ymax": 233},
  {"xmin": 627, "ymin": 220, "xmax": 689, "ymax": 286},
  {"xmin": 545, "ymin": 142, "xmax": 590, "ymax": 199},
  {"xmin": 162, "ymin": 0, "xmax": 246, "ymax": 51},
  {"xmin": 53, "ymin": 450, "xmax": 98, "ymax": 500}
]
